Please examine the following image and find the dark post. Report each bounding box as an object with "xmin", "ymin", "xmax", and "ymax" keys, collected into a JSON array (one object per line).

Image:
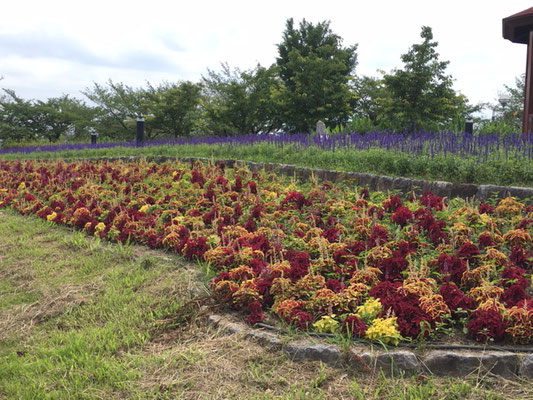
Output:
[
  {"xmin": 136, "ymin": 115, "xmax": 144, "ymax": 145},
  {"xmin": 464, "ymin": 119, "xmax": 474, "ymax": 134},
  {"xmin": 90, "ymin": 129, "xmax": 98, "ymax": 144}
]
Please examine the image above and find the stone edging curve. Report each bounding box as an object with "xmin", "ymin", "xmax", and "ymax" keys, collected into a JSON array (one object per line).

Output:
[
  {"xmin": 207, "ymin": 314, "xmax": 533, "ymax": 379},
  {"xmin": 66, "ymin": 155, "xmax": 533, "ymax": 203}
]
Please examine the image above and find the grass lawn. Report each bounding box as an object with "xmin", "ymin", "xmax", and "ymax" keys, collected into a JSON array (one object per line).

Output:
[{"xmin": 0, "ymin": 209, "xmax": 531, "ymax": 399}]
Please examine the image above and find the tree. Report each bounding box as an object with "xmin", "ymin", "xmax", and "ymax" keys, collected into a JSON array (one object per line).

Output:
[
  {"xmin": 202, "ymin": 63, "xmax": 283, "ymax": 135},
  {"xmin": 82, "ymin": 80, "xmax": 155, "ymax": 139},
  {"xmin": 350, "ymin": 74, "xmax": 390, "ymax": 131},
  {"xmin": 146, "ymin": 81, "xmax": 203, "ymax": 137},
  {"xmin": 276, "ymin": 18, "xmax": 358, "ymax": 133},
  {"xmin": 0, "ymin": 90, "xmax": 96, "ymax": 142},
  {"xmin": 382, "ymin": 26, "xmax": 463, "ymax": 132}
]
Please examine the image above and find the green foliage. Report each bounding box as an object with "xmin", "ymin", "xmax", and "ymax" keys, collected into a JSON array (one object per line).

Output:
[
  {"xmin": 276, "ymin": 18, "xmax": 358, "ymax": 132},
  {"xmin": 477, "ymin": 74, "xmax": 524, "ymax": 134},
  {"xmin": 351, "ymin": 75, "xmax": 389, "ymax": 131},
  {"xmin": 201, "ymin": 63, "xmax": 283, "ymax": 135},
  {"xmin": 146, "ymin": 80, "xmax": 203, "ymax": 137},
  {"xmin": 382, "ymin": 26, "xmax": 468, "ymax": 132},
  {"xmin": 0, "ymin": 90, "xmax": 96, "ymax": 143},
  {"xmin": 82, "ymin": 80, "xmax": 152, "ymax": 140}
]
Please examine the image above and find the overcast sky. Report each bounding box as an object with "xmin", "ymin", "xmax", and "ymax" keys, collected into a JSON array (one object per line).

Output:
[{"xmin": 1, "ymin": 0, "xmax": 532, "ymax": 106}]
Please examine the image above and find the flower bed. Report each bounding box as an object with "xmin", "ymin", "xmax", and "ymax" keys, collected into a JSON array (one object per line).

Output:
[{"xmin": 0, "ymin": 159, "xmax": 531, "ymax": 344}]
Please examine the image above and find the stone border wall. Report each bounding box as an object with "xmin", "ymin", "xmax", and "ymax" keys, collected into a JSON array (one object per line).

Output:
[
  {"xmin": 208, "ymin": 314, "xmax": 533, "ymax": 379},
  {"xmin": 85, "ymin": 155, "xmax": 533, "ymax": 203}
]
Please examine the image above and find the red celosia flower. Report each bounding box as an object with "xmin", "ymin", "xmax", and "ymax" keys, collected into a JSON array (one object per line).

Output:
[
  {"xmin": 203, "ymin": 208, "xmax": 217, "ymax": 226},
  {"xmin": 293, "ymin": 229, "xmax": 305, "ymax": 237},
  {"xmin": 281, "ymin": 191, "xmax": 310, "ymax": 210},
  {"xmin": 368, "ymin": 280, "xmax": 402, "ymax": 300},
  {"xmin": 232, "ymin": 203, "xmax": 242, "ymax": 223},
  {"xmin": 187, "ymin": 208, "xmax": 202, "ymax": 217},
  {"xmin": 214, "ymin": 175, "xmax": 227, "ymax": 189},
  {"xmin": 203, "ymin": 188, "xmax": 216, "ymax": 202},
  {"xmin": 515, "ymin": 218, "xmax": 533, "ymax": 230},
  {"xmin": 436, "ymin": 253, "xmax": 466, "ymax": 286},
  {"xmin": 345, "ymin": 240, "xmax": 366, "ymax": 256},
  {"xmin": 390, "ymin": 206, "xmax": 414, "ymax": 226},
  {"xmin": 509, "ymin": 245, "xmax": 532, "ymax": 270},
  {"xmin": 246, "ymin": 300, "xmax": 264, "ymax": 324},
  {"xmin": 243, "ymin": 217, "xmax": 257, "ymax": 232},
  {"xmin": 248, "ymin": 180, "xmax": 257, "ymax": 194},
  {"xmin": 333, "ymin": 248, "xmax": 349, "ymax": 265},
  {"xmin": 415, "ymin": 208, "xmax": 447, "ymax": 244},
  {"xmin": 367, "ymin": 224, "xmax": 390, "ymax": 247},
  {"xmin": 250, "ymin": 203, "xmax": 263, "ymax": 220},
  {"xmin": 322, "ymin": 226, "xmax": 339, "ymax": 243},
  {"xmin": 439, "ymin": 282, "xmax": 473, "ymax": 312},
  {"xmin": 286, "ymin": 308, "xmax": 313, "ymax": 329},
  {"xmin": 500, "ymin": 265, "xmax": 529, "ymax": 289},
  {"xmin": 383, "ymin": 195, "xmax": 403, "ymax": 213},
  {"xmin": 231, "ymin": 175, "xmax": 243, "ymax": 192},
  {"xmin": 71, "ymin": 207, "xmax": 94, "ymax": 229},
  {"xmin": 24, "ymin": 193, "xmax": 35, "ymax": 202},
  {"xmin": 248, "ymin": 234, "xmax": 270, "ymax": 253},
  {"xmin": 342, "ymin": 314, "xmax": 366, "ymax": 337},
  {"xmin": 396, "ymin": 240, "xmax": 419, "ymax": 257},
  {"xmin": 501, "ymin": 283, "xmax": 530, "ymax": 308},
  {"xmin": 478, "ymin": 203, "xmax": 496, "ymax": 214},
  {"xmin": 211, "ymin": 271, "xmax": 231, "ymax": 286},
  {"xmin": 326, "ymin": 278, "xmax": 346, "ymax": 293},
  {"xmin": 36, "ymin": 206, "xmax": 53, "ymax": 219},
  {"xmin": 379, "ymin": 291, "xmax": 431, "ymax": 338},
  {"xmin": 420, "ymin": 191, "xmax": 444, "ymax": 211},
  {"xmin": 359, "ymin": 187, "xmax": 369, "ymax": 199},
  {"xmin": 467, "ymin": 308, "xmax": 507, "ymax": 342},
  {"xmin": 286, "ymin": 250, "xmax": 310, "ymax": 282},
  {"xmin": 184, "ymin": 236, "xmax": 209, "ymax": 260},
  {"xmin": 478, "ymin": 232, "xmax": 497, "ymax": 248},
  {"xmin": 366, "ymin": 205, "xmax": 384, "ymax": 219},
  {"xmin": 377, "ymin": 256, "xmax": 408, "ymax": 281},
  {"xmin": 190, "ymin": 169, "xmax": 205, "ymax": 187},
  {"xmin": 249, "ymin": 258, "xmax": 267, "ymax": 275},
  {"xmin": 456, "ymin": 241, "xmax": 480, "ymax": 262}
]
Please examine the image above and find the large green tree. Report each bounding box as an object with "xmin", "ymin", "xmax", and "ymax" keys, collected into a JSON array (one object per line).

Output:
[
  {"xmin": 382, "ymin": 26, "xmax": 464, "ymax": 132},
  {"xmin": 146, "ymin": 81, "xmax": 203, "ymax": 137},
  {"xmin": 0, "ymin": 90, "xmax": 95, "ymax": 142},
  {"xmin": 276, "ymin": 18, "xmax": 358, "ymax": 133},
  {"xmin": 82, "ymin": 80, "xmax": 156, "ymax": 139},
  {"xmin": 202, "ymin": 63, "xmax": 283, "ymax": 135}
]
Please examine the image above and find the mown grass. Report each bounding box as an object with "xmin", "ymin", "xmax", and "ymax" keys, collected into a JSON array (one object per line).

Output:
[
  {"xmin": 0, "ymin": 142, "xmax": 531, "ymax": 186},
  {"xmin": 0, "ymin": 209, "xmax": 532, "ymax": 399}
]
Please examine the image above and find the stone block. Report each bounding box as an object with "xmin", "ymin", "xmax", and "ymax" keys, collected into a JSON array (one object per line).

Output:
[{"xmin": 423, "ymin": 350, "xmax": 519, "ymax": 378}]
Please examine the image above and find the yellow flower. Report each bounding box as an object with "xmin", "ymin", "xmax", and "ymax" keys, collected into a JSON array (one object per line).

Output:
[
  {"xmin": 17, "ymin": 182, "xmax": 26, "ymax": 191},
  {"xmin": 94, "ymin": 222, "xmax": 106, "ymax": 232},
  {"xmin": 312, "ymin": 315, "xmax": 340, "ymax": 333},
  {"xmin": 495, "ymin": 197, "xmax": 523, "ymax": 216},
  {"xmin": 46, "ymin": 211, "xmax": 57, "ymax": 222},
  {"xmin": 356, "ymin": 297, "xmax": 382, "ymax": 322},
  {"xmin": 365, "ymin": 316, "xmax": 401, "ymax": 345},
  {"xmin": 139, "ymin": 204, "xmax": 150, "ymax": 213}
]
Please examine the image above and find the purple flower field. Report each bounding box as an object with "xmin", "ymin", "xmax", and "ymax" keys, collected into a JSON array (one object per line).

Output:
[{"xmin": 1, "ymin": 131, "xmax": 532, "ymax": 161}]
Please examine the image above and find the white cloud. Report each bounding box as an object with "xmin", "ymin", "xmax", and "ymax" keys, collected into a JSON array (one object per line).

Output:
[{"xmin": 1, "ymin": 0, "xmax": 532, "ymax": 105}]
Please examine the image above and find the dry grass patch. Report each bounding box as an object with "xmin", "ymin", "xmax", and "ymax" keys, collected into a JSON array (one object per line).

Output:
[{"xmin": 0, "ymin": 282, "xmax": 102, "ymax": 341}]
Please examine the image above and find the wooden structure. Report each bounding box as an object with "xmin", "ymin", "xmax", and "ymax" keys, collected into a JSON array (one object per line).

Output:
[{"xmin": 503, "ymin": 7, "xmax": 533, "ymax": 134}]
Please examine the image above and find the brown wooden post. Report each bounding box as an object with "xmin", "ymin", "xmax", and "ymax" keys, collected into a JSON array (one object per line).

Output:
[
  {"xmin": 525, "ymin": 31, "xmax": 533, "ymax": 134},
  {"xmin": 503, "ymin": 7, "xmax": 533, "ymax": 135}
]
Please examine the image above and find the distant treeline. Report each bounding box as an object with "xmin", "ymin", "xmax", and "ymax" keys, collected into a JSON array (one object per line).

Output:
[{"xmin": 0, "ymin": 20, "xmax": 524, "ymax": 144}]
